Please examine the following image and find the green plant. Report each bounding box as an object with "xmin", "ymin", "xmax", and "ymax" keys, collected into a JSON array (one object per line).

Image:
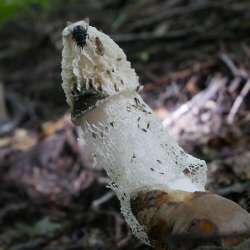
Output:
[{"xmin": 0, "ymin": 0, "xmax": 50, "ymax": 25}]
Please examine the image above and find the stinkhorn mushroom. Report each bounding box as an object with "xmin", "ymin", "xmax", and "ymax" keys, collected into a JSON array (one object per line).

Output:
[{"xmin": 61, "ymin": 20, "xmax": 250, "ymax": 249}]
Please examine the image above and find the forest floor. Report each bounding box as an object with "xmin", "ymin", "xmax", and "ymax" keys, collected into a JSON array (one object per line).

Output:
[{"xmin": 0, "ymin": 1, "xmax": 250, "ymax": 249}]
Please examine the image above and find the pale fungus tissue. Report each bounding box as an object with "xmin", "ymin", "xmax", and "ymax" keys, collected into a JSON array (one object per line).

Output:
[
  {"xmin": 61, "ymin": 21, "xmax": 250, "ymax": 248},
  {"xmin": 61, "ymin": 20, "xmax": 207, "ymax": 244}
]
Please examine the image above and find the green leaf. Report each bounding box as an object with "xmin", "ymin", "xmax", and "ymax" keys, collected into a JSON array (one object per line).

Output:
[{"xmin": 0, "ymin": 0, "xmax": 50, "ymax": 25}]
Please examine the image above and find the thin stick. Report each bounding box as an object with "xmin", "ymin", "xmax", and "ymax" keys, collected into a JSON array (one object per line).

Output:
[
  {"xmin": 219, "ymin": 54, "xmax": 239, "ymax": 77},
  {"xmin": 227, "ymin": 79, "xmax": 250, "ymax": 124},
  {"xmin": 163, "ymin": 77, "xmax": 226, "ymax": 127},
  {"xmin": 92, "ymin": 191, "xmax": 115, "ymax": 210}
]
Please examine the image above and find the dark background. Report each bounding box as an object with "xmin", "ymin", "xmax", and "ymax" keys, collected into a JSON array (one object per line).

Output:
[{"xmin": 0, "ymin": 1, "xmax": 250, "ymax": 249}]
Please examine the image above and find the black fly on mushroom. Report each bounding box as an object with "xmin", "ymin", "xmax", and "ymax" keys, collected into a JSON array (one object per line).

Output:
[{"xmin": 71, "ymin": 21, "xmax": 89, "ymax": 49}]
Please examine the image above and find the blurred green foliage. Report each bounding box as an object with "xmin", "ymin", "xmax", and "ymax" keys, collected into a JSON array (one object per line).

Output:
[{"xmin": 0, "ymin": 0, "xmax": 50, "ymax": 24}]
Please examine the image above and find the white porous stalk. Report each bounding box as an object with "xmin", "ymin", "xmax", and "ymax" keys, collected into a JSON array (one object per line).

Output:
[{"xmin": 61, "ymin": 20, "xmax": 207, "ymax": 243}]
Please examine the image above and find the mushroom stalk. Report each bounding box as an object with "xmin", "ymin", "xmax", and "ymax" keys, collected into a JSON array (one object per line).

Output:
[{"xmin": 61, "ymin": 21, "xmax": 250, "ymax": 249}]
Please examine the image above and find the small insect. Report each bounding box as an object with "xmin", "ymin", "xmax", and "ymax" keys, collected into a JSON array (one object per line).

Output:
[
  {"xmin": 131, "ymin": 153, "xmax": 136, "ymax": 163},
  {"xmin": 134, "ymin": 97, "xmax": 140, "ymax": 106},
  {"xmin": 72, "ymin": 23, "xmax": 89, "ymax": 48},
  {"xmin": 137, "ymin": 117, "xmax": 141, "ymax": 128}
]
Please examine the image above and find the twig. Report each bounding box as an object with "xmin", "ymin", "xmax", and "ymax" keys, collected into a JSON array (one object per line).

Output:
[
  {"xmin": 219, "ymin": 54, "xmax": 240, "ymax": 77},
  {"xmin": 227, "ymin": 79, "xmax": 250, "ymax": 124},
  {"xmin": 219, "ymin": 54, "xmax": 248, "ymax": 80},
  {"xmin": 116, "ymin": 229, "xmax": 132, "ymax": 248},
  {"xmin": 91, "ymin": 191, "xmax": 115, "ymax": 210},
  {"xmin": 162, "ymin": 77, "xmax": 226, "ymax": 127}
]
